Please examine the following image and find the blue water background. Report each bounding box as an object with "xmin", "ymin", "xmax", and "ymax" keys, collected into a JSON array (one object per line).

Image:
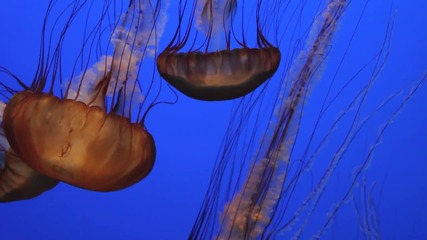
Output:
[{"xmin": 0, "ymin": 1, "xmax": 426, "ymax": 239}]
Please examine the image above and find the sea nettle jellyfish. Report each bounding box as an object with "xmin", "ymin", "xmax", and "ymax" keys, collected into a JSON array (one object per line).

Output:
[
  {"xmin": 156, "ymin": 0, "xmax": 281, "ymax": 100},
  {"xmin": 189, "ymin": 0, "xmax": 426, "ymax": 239},
  {"xmin": 0, "ymin": 0, "xmax": 166, "ymax": 202}
]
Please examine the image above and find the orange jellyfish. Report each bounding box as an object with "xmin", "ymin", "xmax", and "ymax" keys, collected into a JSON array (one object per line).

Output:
[
  {"xmin": 0, "ymin": 0, "xmax": 164, "ymax": 201},
  {"xmin": 156, "ymin": 0, "xmax": 281, "ymax": 101}
]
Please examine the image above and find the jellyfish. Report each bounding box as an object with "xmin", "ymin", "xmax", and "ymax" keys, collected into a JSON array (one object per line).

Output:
[
  {"xmin": 0, "ymin": 0, "xmax": 165, "ymax": 201},
  {"xmin": 156, "ymin": 0, "xmax": 281, "ymax": 100}
]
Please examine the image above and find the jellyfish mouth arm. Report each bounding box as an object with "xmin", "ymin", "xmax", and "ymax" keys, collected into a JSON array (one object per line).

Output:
[
  {"xmin": 65, "ymin": 0, "xmax": 167, "ymax": 116},
  {"xmin": 101, "ymin": 0, "xmax": 167, "ymax": 116},
  {"xmin": 196, "ymin": 0, "xmax": 237, "ymax": 37},
  {"xmin": 2, "ymin": 91, "xmax": 156, "ymax": 192},
  {"xmin": 217, "ymin": 0, "xmax": 347, "ymax": 238},
  {"xmin": 157, "ymin": 47, "xmax": 281, "ymax": 100},
  {"xmin": 219, "ymin": 157, "xmax": 286, "ymax": 239},
  {"xmin": 64, "ymin": 49, "xmax": 143, "ymax": 113}
]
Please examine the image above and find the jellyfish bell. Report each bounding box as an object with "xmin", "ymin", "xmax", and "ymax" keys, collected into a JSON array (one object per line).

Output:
[
  {"xmin": 157, "ymin": 47, "xmax": 281, "ymax": 101},
  {"xmin": 156, "ymin": 0, "xmax": 281, "ymax": 101},
  {"xmin": 2, "ymin": 90, "xmax": 156, "ymax": 192},
  {"xmin": 0, "ymin": 0, "xmax": 164, "ymax": 199}
]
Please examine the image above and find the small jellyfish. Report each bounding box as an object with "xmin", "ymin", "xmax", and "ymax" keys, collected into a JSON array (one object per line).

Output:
[{"xmin": 157, "ymin": 0, "xmax": 281, "ymax": 100}]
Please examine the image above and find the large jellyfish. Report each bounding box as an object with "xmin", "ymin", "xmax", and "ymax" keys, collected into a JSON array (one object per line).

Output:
[
  {"xmin": 0, "ymin": 0, "xmax": 165, "ymax": 201},
  {"xmin": 0, "ymin": 0, "xmax": 426, "ymax": 239}
]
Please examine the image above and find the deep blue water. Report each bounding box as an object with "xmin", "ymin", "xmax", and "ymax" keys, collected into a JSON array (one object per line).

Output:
[{"xmin": 0, "ymin": 1, "xmax": 426, "ymax": 239}]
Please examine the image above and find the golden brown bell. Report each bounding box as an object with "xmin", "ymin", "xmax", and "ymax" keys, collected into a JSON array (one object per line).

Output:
[{"xmin": 2, "ymin": 91, "xmax": 156, "ymax": 192}]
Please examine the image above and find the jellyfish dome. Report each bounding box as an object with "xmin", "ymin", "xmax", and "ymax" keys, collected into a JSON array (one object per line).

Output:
[
  {"xmin": 2, "ymin": 90, "xmax": 156, "ymax": 192},
  {"xmin": 157, "ymin": 0, "xmax": 281, "ymax": 101},
  {"xmin": 157, "ymin": 47, "xmax": 281, "ymax": 100}
]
